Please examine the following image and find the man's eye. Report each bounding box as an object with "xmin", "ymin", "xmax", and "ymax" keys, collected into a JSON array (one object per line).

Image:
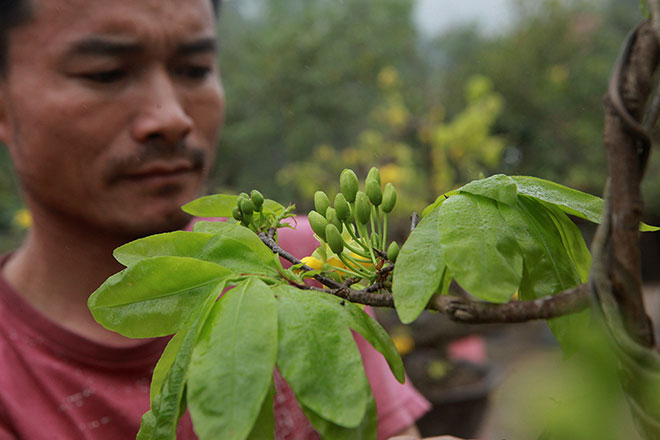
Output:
[
  {"xmin": 175, "ymin": 65, "xmax": 212, "ymax": 80},
  {"xmin": 81, "ymin": 70, "xmax": 126, "ymax": 83}
]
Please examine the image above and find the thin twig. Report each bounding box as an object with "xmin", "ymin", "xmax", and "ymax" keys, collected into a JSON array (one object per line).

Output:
[{"xmin": 410, "ymin": 212, "xmax": 420, "ymax": 232}]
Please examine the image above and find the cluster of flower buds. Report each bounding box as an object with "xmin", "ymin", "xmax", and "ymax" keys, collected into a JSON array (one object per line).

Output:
[
  {"xmin": 233, "ymin": 190, "xmax": 265, "ymax": 227},
  {"xmin": 306, "ymin": 167, "xmax": 399, "ymax": 282}
]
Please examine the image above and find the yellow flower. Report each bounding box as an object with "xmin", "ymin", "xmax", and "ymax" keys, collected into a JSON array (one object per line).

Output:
[
  {"xmin": 326, "ymin": 256, "xmax": 346, "ymax": 269},
  {"xmin": 391, "ymin": 326, "xmax": 414, "ymax": 356},
  {"xmin": 300, "ymin": 256, "xmax": 323, "ymax": 270},
  {"xmin": 13, "ymin": 209, "xmax": 32, "ymax": 230},
  {"xmin": 377, "ymin": 66, "xmax": 399, "ymax": 89}
]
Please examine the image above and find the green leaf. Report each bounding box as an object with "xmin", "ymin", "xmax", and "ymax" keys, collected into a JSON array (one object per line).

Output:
[
  {"xmin": 438, "ymin": 193, "xmax": 523, "ymax": 303},
  {"xmin": 140, "ymin": 294, "xmax": 218, "ymax": 440},
  {"xmin": 187, "ymin": 279, "xmax": 278, "ymax": 440},
  {"xmin": 512, "ymin": 176, "xmax": 602, "ymax": 223},
  {"xmin": 421, "ymin": 190, "xmax": 458, "ymax": 217},
  {"xmin": 273, "ymin": 285, "xmax": 370, "ymax": 428},
  {"xmin": 115, "ymin": 228, "xmax": 281, "ymax": 276},
  {"xmin": 182, "ymin": 194, "xmax": 238, "ymax": 217},
  {"xmin": 541, "ymin": 201, "xmax": 591, "ymax": 282},
  {"xmin": 458, "ymin": 174, "xmax": 519, "ymax": 205},
  {"xmin": 246, "ymin": 383, "xmax": 276, "ymax": 440},
  {"xmin": 498, "ymin": 196, "xmax": 588, "ymax": 352},
  {"xmin": 308, "ymin": 292, "xmax": 404, "ymax": 383},
  {"xmin": 262, "ymin": 199, "xmax": 286, "ymax": 216},
  {"xmin": 392, "ymin": 207, "xmax": 447, "ymax": 324},
  {"xmin": 302, "ymin": 393, "xmax": 378, "ymax": 440},
  {"xmin": 88, "ymin": 257, "xmax": 231, "ymax": 337}
]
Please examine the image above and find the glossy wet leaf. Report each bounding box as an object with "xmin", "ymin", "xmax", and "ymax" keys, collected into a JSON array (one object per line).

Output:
[
  {"xmin": 88, "ymin": 257, "xmax": 231, "ymax": 337},
  {"xmin": 302, "ymin": 393, "xmax": 377, "ymax": 440},
  {"xmin": 187, "ymin": 279, "xmax": 278, "ymax": 440},
  {"xmin": 458, "ymin": 174, "xmax": 519, "ymax": 205},
  {"xmin": 438, "ymin": 193, "xmax": 523, "ymax": 303},
  {"xmin": 273, "ymin": 285, "xmax": 369, "ymax": 428},
  {"xmin": 392, "ymin": 207, "xmax": 447, "ymax": 324}
]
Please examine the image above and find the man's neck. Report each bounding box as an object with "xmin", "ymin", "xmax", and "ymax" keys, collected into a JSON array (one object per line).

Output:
[{"xmin": 2, "ymin": 215, "xmax": 147, "ymax": 347}]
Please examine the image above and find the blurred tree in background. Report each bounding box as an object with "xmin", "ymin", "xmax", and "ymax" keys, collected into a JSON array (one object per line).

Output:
[{"xmin": 212, "ymin": 0, "xmax": 641, "ymax": 215}]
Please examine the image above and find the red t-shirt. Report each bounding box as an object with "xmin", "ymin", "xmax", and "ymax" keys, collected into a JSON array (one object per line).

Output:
[{"xmin": 0, "ymin": 219, "xmax": 429, "ymax": 439}]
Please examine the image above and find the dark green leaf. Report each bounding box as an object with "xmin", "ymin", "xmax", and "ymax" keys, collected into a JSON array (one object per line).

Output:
[
  {"xmin": 88, "ymin": 257, "xmax": 231, "ymax": 337},
  {"xmin": 187, "ymin": 279, "xmax": 278, "ymax": 440},
  {"xmin": 392, "ymin": 207, "xmax": 447, "ymax": 324},
  {"xmin": 246, "ymin": 383, "xmax": 276, "ymax": 440},
  {"xmin": 140, "ymin": 295, "xmax": 218, "ymax": 440},
  {"xmin": 302, "ymin": 393, "xmax": 377, "ymax": 440},
  {"xmin": 181, "ymin": 194, "xmax": 238, "ymax": 217},
  {"xmin": 458, "ymin": 174, "xmax": 519, "ymax": 205},
  {"xmin": 273, "ymin": 285, "xmax": 370, "ymax": 428},
  {"xmin": 308, "ymin": 292, "xmax": 404, "ymax": 383},
  {"xmin": 498, "ymin": 196, "xmax": 588, "ymax": 352},
  {"xmin": 438, "ymin": 193, "xmax": 523, "ymax": 303}
]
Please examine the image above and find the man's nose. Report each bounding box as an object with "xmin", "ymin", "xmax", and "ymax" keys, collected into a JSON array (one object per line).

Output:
[{"xmin": 131, "ymin": 69, "xmax": 193, "ymax": 145}]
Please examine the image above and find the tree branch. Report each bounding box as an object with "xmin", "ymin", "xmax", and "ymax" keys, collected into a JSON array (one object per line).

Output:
[
  {"xmin": 259, "ymin": 231, "xmax": 589, "ymax": 323},
  {"xmin": 604, "ymin": 20, "xmax": 659, "ymax": 347}
]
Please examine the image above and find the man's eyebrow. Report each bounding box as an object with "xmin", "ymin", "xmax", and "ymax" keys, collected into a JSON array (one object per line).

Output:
[
  {"xmin": 67, "ymin": 37, "xmax": 144, "ymax": 57},
  {"xmin": 176, "ymin": 37, "xmax": 218, "ymax": 56}
]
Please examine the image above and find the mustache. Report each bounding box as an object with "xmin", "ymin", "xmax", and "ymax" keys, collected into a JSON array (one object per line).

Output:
[{"xmin": 104, "ymin": 140, "xmax": 207, "ymax": 184}]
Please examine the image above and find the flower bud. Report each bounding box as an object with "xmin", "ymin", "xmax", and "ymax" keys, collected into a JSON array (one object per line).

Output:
[
  {"xmin": 334, "ymin": 193, "xmax": 351, "ymax": 222},
  {"xmin": 309, "ymin": 210, "xmax": 329, "ymax": 240},
  {"xmin": 325, "ymin": 207, "xmax": 342, "ymax": 231},
  {"xmin": 240, "ymin": 198, "xmax": 256, "ymax": 216},
  {"xmin": 355, "ymin": 191, "xmax": 371, "ymax": 224},
  {"xmin": 387, "ymin": 241, "xmax": 400, "ymax": 262},
  {"xmin": 250, "ymin": 190, "xmax": 264, "ymax": 210},
  {"xmin": 366, "ymin": 167, "xmax": 381, "ymax": 186},
  {"xmin": 381, "ymin": 183, "xmax": 397, "ymax": 213},
  {"xmin": 314, "ymin": 191, "xmax": 331, "ymax": 217},
  {"xmin": 232, "ymin": 206, "xmax": 242, "ymax": 222},
  {"xmin": 340, "ymin": 169, "xmax": 359, "ymax": 203},
  {"xmin": 325, "ymin": 224, "xmax": 344, "ymax": 255},
  {"xmin": 366, "ymin": 179, "xmax": 382, "ymax": 206}
]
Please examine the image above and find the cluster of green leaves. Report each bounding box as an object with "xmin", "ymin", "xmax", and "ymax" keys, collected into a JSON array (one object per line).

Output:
[
  {"xmin": 392, "ymin": 174, "xmax": 657, "ymax": 351},
  {"xmin": 88, "ymin": 196, "xmax": 404, "ymax": 440}
]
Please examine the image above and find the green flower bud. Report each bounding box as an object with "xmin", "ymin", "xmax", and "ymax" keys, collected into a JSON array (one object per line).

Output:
[
  {"xmin": 240, "ymin": 198, "xmax": 256, "ymax": 216},
  {"xmin": 232, "ymin": 206, "xmax": 242, "ymax": 221},
  {"xmin": 308, "ymin": 210, "xmax": 329, "ymax": 240},
  {"xmin": 238, "ymin": 192, "xmax": 250, "ymax": 202},
  {"xmin": 250, "ymin": 190, "xmax": 264, "ymax": 209},
  {"xmin": 387, "ymin": 241, "xmax": 400, "ymax": 262},
  {"xmin": 334, "ymin": 193, "xmax": 351, "ymax": 222},
  {"xmin": 314, "ymin": 191, "xmax": 331, "ymax": 216},
  {"xmin": 381, "ymin": 183, "xmax": 397, "ymax": 213},
  {"xmin": 325, "ymin": 207, "xmax": 342, "ymax": 231},
  {"xmin": 325, "ymin": 224, "xmax": 344, "ymax": 254},
  {"xmin": 366, "ymin": 179, "xmax": 382, "ymax": 206},
  {"xmin": 355, "ymin": 191, "xmax": 371, "ymax": 224},
  {"xmin": 340, "ymin": 169, "xmax": 359, "ymax": 203},
  {"xmin": 367, "ymin": 167, "xmax": 381, "ymax": 185}
]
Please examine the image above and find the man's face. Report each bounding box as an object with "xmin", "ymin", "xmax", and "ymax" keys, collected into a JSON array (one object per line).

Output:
[{"xmin": 0, "ymin": 0, "xmax": 224, "ymax": 238}]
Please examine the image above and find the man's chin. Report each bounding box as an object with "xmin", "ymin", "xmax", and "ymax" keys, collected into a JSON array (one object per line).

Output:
[{"xmin": 117, "ymin": 209, "xmax": 194, "ymax": 240}]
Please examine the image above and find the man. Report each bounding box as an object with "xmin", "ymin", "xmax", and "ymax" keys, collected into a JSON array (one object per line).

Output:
[{"xmin": 0, "ymin": 0, "xmax": 436, "ymax": 438}]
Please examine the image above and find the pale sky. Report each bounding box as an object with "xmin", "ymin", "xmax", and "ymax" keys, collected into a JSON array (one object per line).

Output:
[{"xmin": 413, "ymin": 0, "xmax": 513, "ymax": 36}]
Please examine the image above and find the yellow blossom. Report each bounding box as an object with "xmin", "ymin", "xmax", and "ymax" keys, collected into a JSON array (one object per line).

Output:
[
  {"xmin": 377, "ymin": 66, "xmax": 399, "ymax": 89},
  {"xmin": 13, "ymin": 209, "xmax": 32, "ymax": 230},
  {"xmin": 300, "ymin": 256, "xmax": 323, "ymax": 270}
]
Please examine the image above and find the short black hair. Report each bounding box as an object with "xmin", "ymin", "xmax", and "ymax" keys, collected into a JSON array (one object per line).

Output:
[{"xmin": 0, "ymin": 0, "xmax": 222, "ymax": 78}]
